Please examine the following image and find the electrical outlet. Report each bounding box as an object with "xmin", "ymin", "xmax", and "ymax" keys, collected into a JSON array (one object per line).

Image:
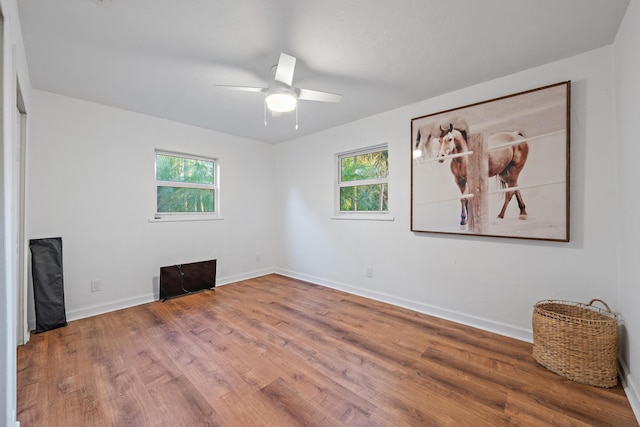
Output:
[
  {"xmin": 91, "ymin": 280, "xmax": 102, "ymax": 292},
  {"xmin": 366, "ymin": 267, "xmax": 373, "ymax": 278}
]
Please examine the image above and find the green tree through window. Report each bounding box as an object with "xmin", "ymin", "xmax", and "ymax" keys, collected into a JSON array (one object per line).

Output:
[
  {"xmin": 155, "ymin": 151, "xmax": 218, "ymax": 216},
  {"xmin": 337, "ymin": 146, "xmax": 388, "ymax": 212}
]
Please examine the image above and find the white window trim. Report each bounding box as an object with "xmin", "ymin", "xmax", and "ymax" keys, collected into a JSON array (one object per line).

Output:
[
  {"xmin": 334, "ymin": 143, "xmax": 392, "ymax": 220},
  {"xmin": 153, "ymin": 149, "xmax": 221, "ymax": 221},
  {"xmin": 329, "ymin": 214, "xmax": 394, "ymax": 221},
  {"xmin": 148, "ymin": 215, "xmax": 223, "ymax": 223}
]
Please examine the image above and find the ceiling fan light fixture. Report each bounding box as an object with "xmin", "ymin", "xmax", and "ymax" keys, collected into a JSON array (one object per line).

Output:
[{"xmin": 265, "ymin": 87, "xmax": 297, "ymax": 113}]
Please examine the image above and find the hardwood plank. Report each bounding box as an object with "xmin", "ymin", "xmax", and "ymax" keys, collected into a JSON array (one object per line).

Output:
[
  {"xmin": 17, "ymin": 274, "xmax": 639, "ymax": 426},
  {"xmin": 148, "ymin": 374, "xmax": 219, "ymax": 426},
  {"xmin": 15, "ymin": 332, "xmax": 48, "ymax": 426},
  {"xmin": 218, "ymin": 387, "xmax": 300, "ymax": 426},
  {"xmin": 283, "ymin": 368, "xmax": 374, "ymax": 425},
  {"xmin": 504, "ymin": 389, "xmax": 627, "ymax": 427},
  {"xmin": 79, "ymin": 314, "xmax": 163, "ymax": 426},
  {"xmin": 258, "ymin": 377, "xmax": 332, "ymax": 426},
  {"xmin": 43, "ymin": 325, "xmax": 109, "ymax": 427}
]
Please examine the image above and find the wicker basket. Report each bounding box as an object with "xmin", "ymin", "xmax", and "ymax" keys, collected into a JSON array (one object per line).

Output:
[{"xmin": 532, "ymin": 299, "xmax": 618, "ymax": 387}]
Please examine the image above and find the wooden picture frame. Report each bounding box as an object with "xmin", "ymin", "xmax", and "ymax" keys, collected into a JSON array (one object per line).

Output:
[{"xmin": 411, "ymin": 81, "xmax": 570, "ymax": 241}]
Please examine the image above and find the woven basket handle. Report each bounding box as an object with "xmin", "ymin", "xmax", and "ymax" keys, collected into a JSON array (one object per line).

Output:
[{"xmin": 588, "ymin": 298, "xmax": 612, "ymax": 312}]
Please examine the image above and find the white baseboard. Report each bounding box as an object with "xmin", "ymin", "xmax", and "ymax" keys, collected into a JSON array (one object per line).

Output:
[
  {"xmin": 274, "ymin": 268, "xmax": 532, "ymax": 343},
  {"xmin": 216, "ymin": 268, "xmax": 275, "ymax": 286},
  {"xmin": 28, "ymin": 268, "xmax": 276, "ymax": 329},
  {"xmin": 619, "ymin": 358, "xmax": 640, "ymax": 423},
  {"xmin": 66, "ymin": 293, "xmax": 156, "ymax": 322}
]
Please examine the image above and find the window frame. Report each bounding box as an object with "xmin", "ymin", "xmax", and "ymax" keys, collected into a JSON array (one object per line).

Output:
[
  {"xmin": 154, "ymin": 149, "xmax": 220, "ymax": 220},
  {"xmin": 335, "ymin": 143, "xmax": 389, "ymax": 217}
]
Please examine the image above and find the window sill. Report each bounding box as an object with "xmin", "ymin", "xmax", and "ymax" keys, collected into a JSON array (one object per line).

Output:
[
  {"xmin": 148, "ymin": 216, "xmax": 224, "ymax": 223},
  {"xmin": 330, "ymin": 214, "xmax": 395, "ymax": 221}
]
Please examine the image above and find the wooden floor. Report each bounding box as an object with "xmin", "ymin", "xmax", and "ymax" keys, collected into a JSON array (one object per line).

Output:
[{"xmin": 17, "ymin": 274, "xmax": 638, "ymax": 426}]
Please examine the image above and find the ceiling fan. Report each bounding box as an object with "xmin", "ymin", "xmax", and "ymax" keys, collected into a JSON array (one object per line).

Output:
[{"xmin": 214, "ymin": 53, "xmax": 342, "ymax": 128}]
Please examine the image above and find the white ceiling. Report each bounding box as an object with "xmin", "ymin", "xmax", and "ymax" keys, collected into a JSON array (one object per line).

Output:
[{"xmin": 18, "ymin": 0, "xmax": 629, "ymax": 144}]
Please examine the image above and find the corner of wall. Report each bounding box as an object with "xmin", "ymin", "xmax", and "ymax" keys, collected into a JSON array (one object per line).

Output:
[{"xmin": 619, "ymin": 358, "xmax": 640, "ymax": 422}]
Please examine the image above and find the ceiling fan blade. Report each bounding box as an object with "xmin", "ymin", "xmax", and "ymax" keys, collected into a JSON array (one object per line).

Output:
[
  {"xmin": 297, "ymin": 88, "xmax": 342, "ymax": 103},
  {"xmin": 274, "ymin": 53, "xmax": 296, "ymax": 86},
  {"xmin": 214, "ymin": 85, "xmax": 267, "ymax": 93}
]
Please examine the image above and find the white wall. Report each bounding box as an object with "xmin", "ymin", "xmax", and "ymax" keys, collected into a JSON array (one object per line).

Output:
[
  {"xmin": 27, "ymin": 91, "xmax": 275, "ymax": 324},
  {"xmin": 275, "ymin": 46, "xmax": 619, "ymax": 342},
  {"xmin": 0, "ymin": 0, "xmax": 32, "ymax": 424},
  {"xmin": 615, "ymin": 0, "xmax": 640, "ymax": 416}
]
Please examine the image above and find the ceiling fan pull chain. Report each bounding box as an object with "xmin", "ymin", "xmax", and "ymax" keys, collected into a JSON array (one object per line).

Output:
[
  {"xmin": 295, "ymin": 104, "xmax": 299, "ymax": 130},
  {"xmin": 263, "ymin": 98, "xmax": 267, "ymax": 126}
]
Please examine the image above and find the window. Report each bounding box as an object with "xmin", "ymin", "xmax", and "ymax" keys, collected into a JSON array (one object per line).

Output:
[
  {"xmin": 336, "ymin": 144, "xmax": 389, "ymax": 213},
  {"xmin": 155, "ymin": 150, "xmax": 219, "ymax": 218}
]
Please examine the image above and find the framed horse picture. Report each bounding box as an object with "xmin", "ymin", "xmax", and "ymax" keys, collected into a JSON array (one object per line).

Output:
[{"xmin": 411, "ymin": 81, "xmax": 570, "ymax": 242}]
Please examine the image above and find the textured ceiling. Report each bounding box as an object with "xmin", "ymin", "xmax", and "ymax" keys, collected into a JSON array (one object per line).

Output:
[{"xmin": 18, "ymin": 0, "xmax": 629, "ymax": 143}]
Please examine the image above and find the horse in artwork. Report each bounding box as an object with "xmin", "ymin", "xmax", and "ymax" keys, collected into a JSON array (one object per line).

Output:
[
  {"xmin": 437, "ymin": 123, "xmax": 529, "ymax": 226},
  {"xmin": 414, "ymin": 116, "xmax": 469, "ymax": 160}
]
